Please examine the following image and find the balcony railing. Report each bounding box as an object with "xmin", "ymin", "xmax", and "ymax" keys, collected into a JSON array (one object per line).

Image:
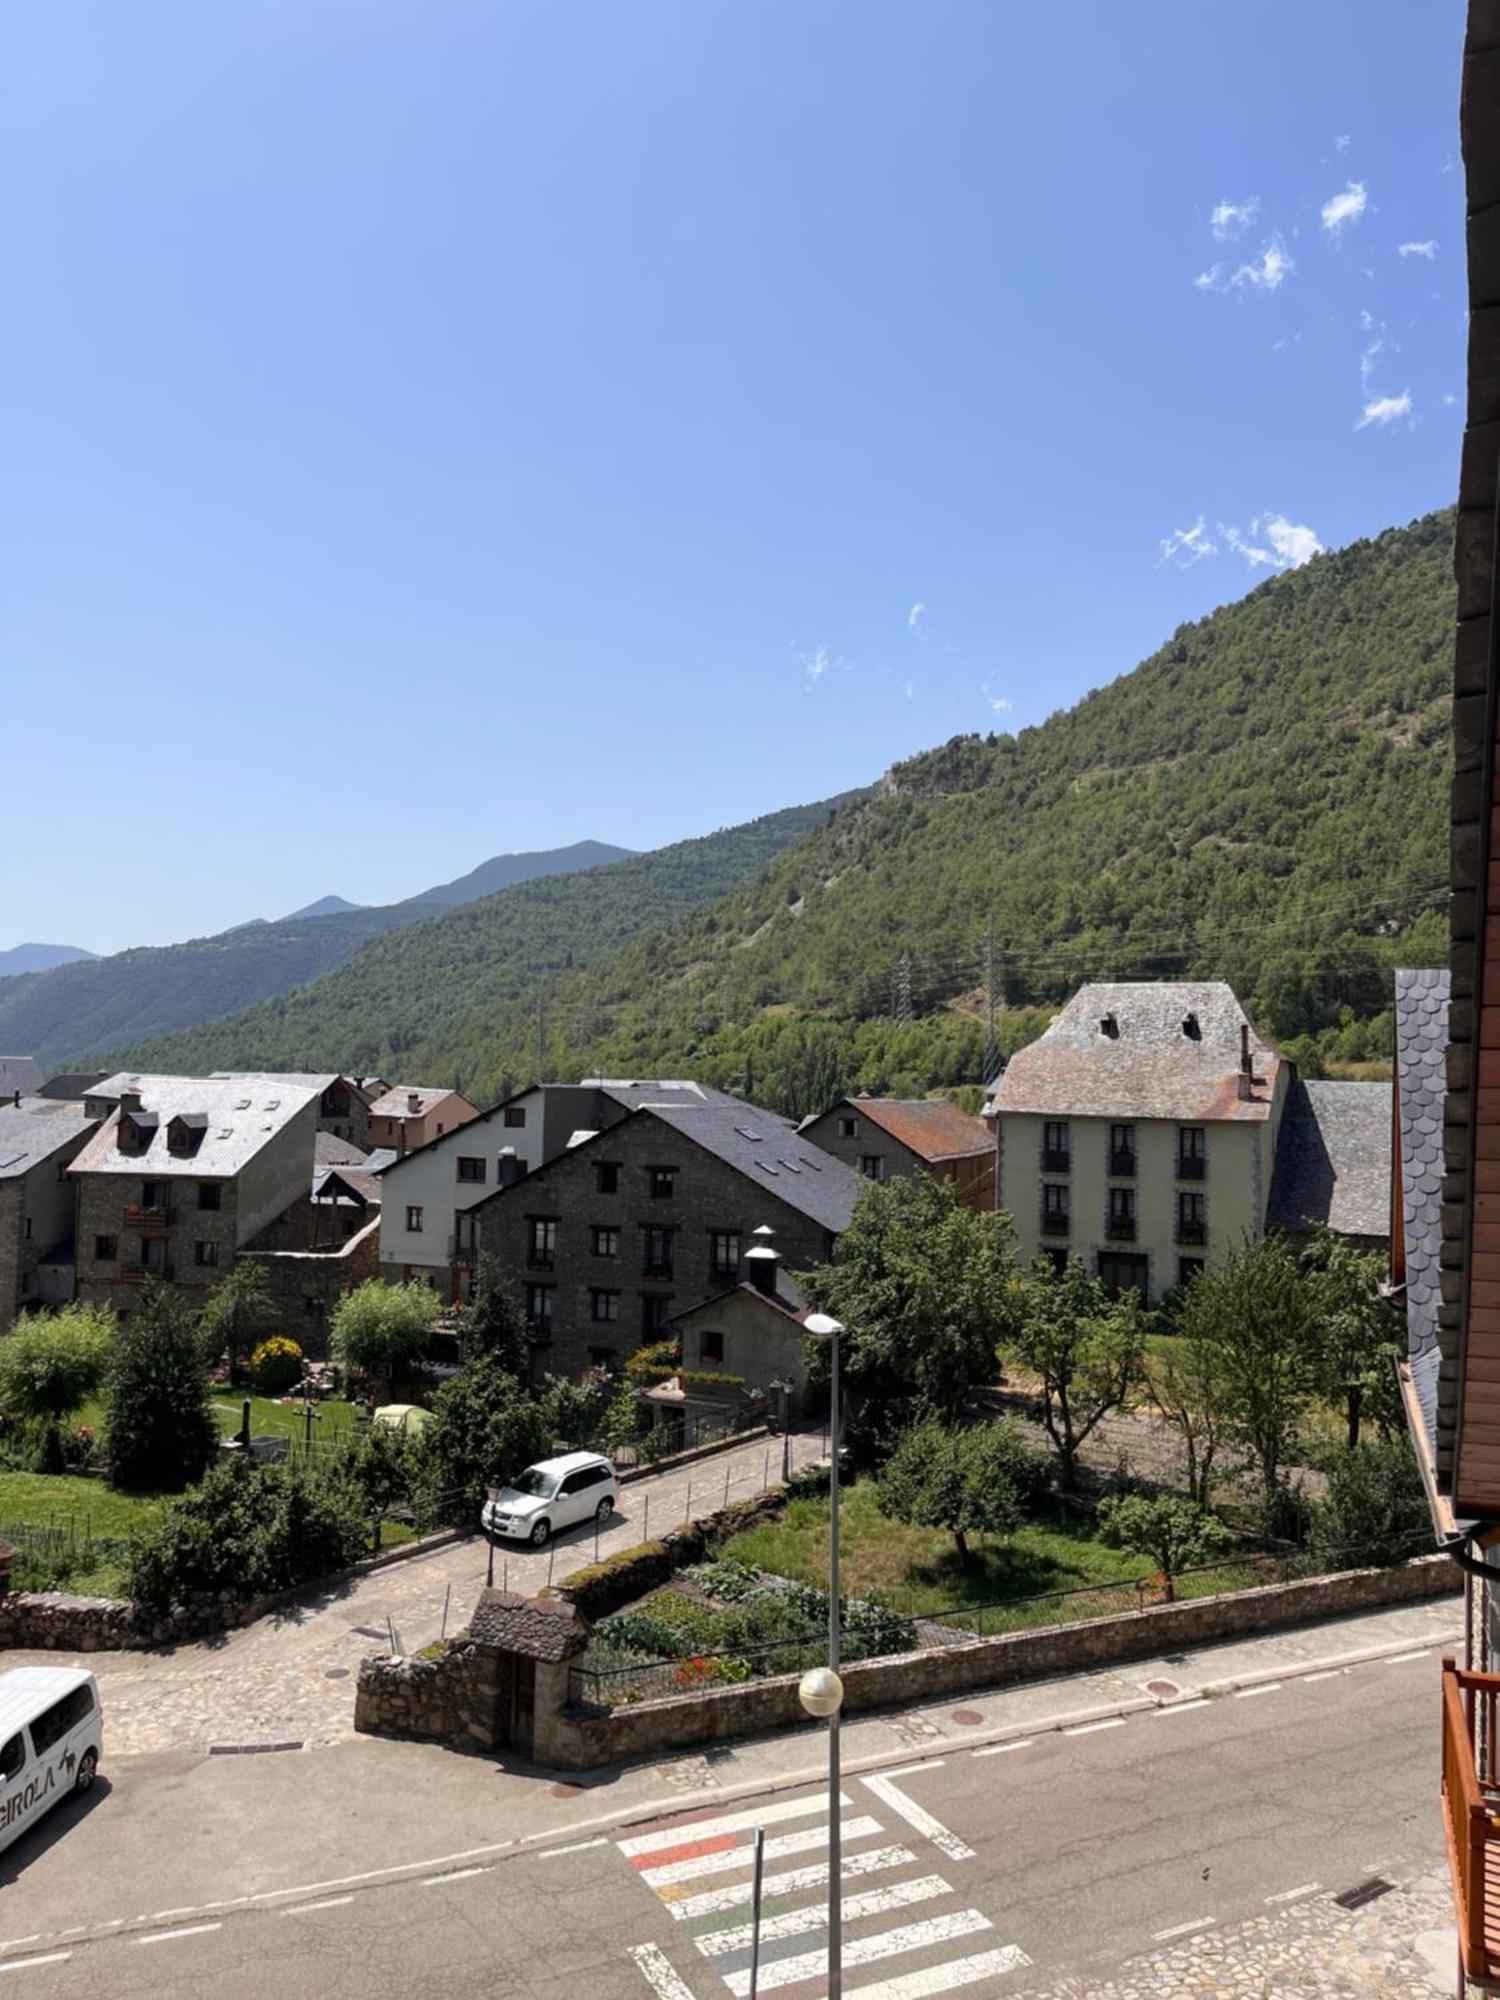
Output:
[
  {"xmin": 642, "ymin": 1261, "xmax": 675, "ymax": 1280},
  {"xmin": 1176, "ymin": 1220, "xmax": 1207, "ymax": 1246},
  {"xmin": 122, "ymin": 1263, "xmax": 173, "ymax": 1284},
  {"xmin": 1176, "ymin": 1155, "xmax": 1206, "ymax": 1181},
  {"xmin": 1105, "ymin": 1217, "xmax": 1137, "ymax": 1242},
  {"xmin": 526, "ymin": 1251, "xmax": 555, "ymax": 1272},
  {"xmin": 1441, "ymin": 1660, "xmax": 1500, "ymax": 1981},
  {"xmin": 447, "ymin": 1236, "xmax": 478, "ymax": 1265},
  {"xmin": 1108, "ymin": 1150, "xmax": 1137, "ymax": 1178},
  {"xmin": 124, "ymin": 1204, "xmax": 173, "ymax": 1230},
  {"xmin": 1041, "ymin": 1148, "xmax": 1071, "ymax": 1175},
  {"xmin": 1040, "ymin": 1214, "xmax": 1070, "ymax": 1238}
]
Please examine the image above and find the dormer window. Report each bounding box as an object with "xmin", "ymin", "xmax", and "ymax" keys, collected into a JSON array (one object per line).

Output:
[
  {"xmin": 1100, "ymin": 1014, "xmax": 1119, "ymax": 1040},
  {"xmin": 167, "ymin": 1113, "xmax": 207, "ymax": 1157},
  {"xmin": 1182, "ymin": 1013, "xmax": 1201, "ymax": 1041},
  {"xmin": 118, "ymin": 1110, "xmax": 159, "ymax": 1155}
]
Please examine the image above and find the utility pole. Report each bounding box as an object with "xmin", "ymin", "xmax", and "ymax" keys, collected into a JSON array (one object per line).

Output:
[
  {"xmin": 982, "ymin": 918, "xmax": 1001, "ymax": 1084},
  {"xmin": 895, "ymin": 951, "xmax": 913, "ymax": 1029},
  {"xmin": 535, "ymin": 991, "xmax": 547, "ymax": 1082}
]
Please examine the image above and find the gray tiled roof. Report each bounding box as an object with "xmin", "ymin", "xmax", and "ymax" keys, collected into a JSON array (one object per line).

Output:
[
  {"xmin": 468, "ymin": 1589, "xmax": 590, "ymax": 1661},
  {"xmin": 646, "ymin": 1103, "xmax": 864, "ymax": 1234},
  {"xmin": 1395, "ymin": 967, "xmax": 1449, "ymax": 1363},
  {"xmin": 1266, "ymin": 1080, "xmax": 1391, "ymax": 1241},
  {"xmin": 991, "ymin": 982, "xmax": 1283, "ymax": 1123},
  {"xmin": 70, "ymin": 1074, "xmax": 319, "ymax": 1179},
  {"xmin": 0, "ymin": 1099, "xmax": 97, "ymax": 1180}
]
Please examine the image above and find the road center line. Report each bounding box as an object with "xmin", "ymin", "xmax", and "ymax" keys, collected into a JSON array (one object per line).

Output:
[
  {"xmin": 862, "ymin": 1773, "xmax": 974, "ymax": 1862},
  {"xmin": 539, "ymin": 1837, "xmax": 609, "ymax": 1858},
  {"xmin": 1153, "ymin": 1916, "xmax": 1215, "ymax": 1941},
  {"xmin": 283, "ymin": 1897, "xmax": 355, "ymax": 1916},
  {"xmin": 629, "ymin": 1941, "xmax": 698, "ymax": 2000},
  {"xmin": 134, "ymin": 1923, "xmax": 223, "ymax": 1947},
  {"xmin": 1302, "ymin": 1670, "xmax": 1344, "ymax": 1682},
  {"xmin": 973, "ymin": 1739, "xmax": 1033, "ymax": 1757},
  {"xmin": 420, "ymin": 1866, "xmax": 492, "ymax": 1886}
]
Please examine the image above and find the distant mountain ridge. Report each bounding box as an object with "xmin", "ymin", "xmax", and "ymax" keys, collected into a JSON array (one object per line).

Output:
[
  {"xmin": 283, "ymin": 895, "xmax": 365, "ymax": 921},
  {"xmin": 0, "ymin": 942, "xmax": 97, "ymax": 979},
  {"xmin": 415, "ymin": 840, "xmax": 636, "ymax": 907}
]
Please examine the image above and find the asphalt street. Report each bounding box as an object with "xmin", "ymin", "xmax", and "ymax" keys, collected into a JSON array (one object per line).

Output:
[{"xmin": 0, "ymin": 1641, "xmax": 1452, "ymax": 1999}]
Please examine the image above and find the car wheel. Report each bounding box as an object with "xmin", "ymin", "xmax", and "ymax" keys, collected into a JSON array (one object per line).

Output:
[
  {"xmin": 75, "ymin": 1749, "xmax": 98, "ymax": 1794},
  {"xmin": 595, "ymin": 1497, "xmax": 614, "ymax": 1524},
  {"xmin": 530, "ymin": 1518, "xmax": 550, "ymax": 1547}
]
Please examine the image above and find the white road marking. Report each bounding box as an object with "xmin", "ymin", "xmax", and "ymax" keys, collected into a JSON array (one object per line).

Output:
[
  {"xmin": 134, "ymin": 1923, "xmax": 223, "ymax": 1947},
  {"xmin": 667, "ymin": 1847, "xmax": 917, "ymax": 1921},
  {"xmin": 1153, "ymin": 1917, "xmax": 1215, "ymax": 1941},
  {"xmin": 629, "ymin": 1941, "xmax": 698, "ymax": 2000},
  {"xmin": 540, "ymin": 1836, "xmax": 609, "ymax": 1858},
  {"xmin": 974, "ymin": 1739, "xmax": 1034, "ymax": 1757},
  {"xmin": 1064, "ymin": 1718, "xmax": 1126, "ymax": 1736},
  {"xmin": 697, "ymin": 1876, "xmax": 953, "ymax": 1956},
  {"xmin": 640, "ymin": 1818, "xmax": 884, "ymax": 1888},
  {"xmin": 724, "ymin": 1910, "xmax": 994, "ymax": 1996},
  {"xmin": 844, "ymin": 1945, "xmax": 1031, "ymax": 1997},
  {"xmin": 1384, "ymin": 1650, "xmax": 1431, "ymax": 1665},
  {"xmin": 620, "ymin": 1793, "xmax": 849, "ymax": 1856},
  {"xmin": 421, "ymin": 1866, "xmax": 491, "ymax": 1886},
  {"xmin": 1265, "ymin": 1882, "xmax": 1321, "ymax": 1905},
  {"xmin": 1233, "ymin": 1684, "xmax": 1281, "ymax": 1699},
  {"xmin": 0, "ymin": 1956, "xmax": 71, "ymax": 1975},
  {"xmin": 283, "ymin": 1897, "xmax": 355, "ymax": 1916},
  {"xmin": 150, "ymin": 1908, "xmax": 202, "ymax": 1921},
  {"xmin": 0, "ymin": 1940, "xmax": 39, "ymax": 1952},
  {"xmin": 863, "ymin": 1773, "xmax": 974, "ymax": 1862},
  {"xmin": 1302, "ymin": 1670, "xmax": 1344, "ymax": 1683},
  {"xmin": 1151, "ymin": 1699, "xmax": 1209, "ymax": 1716}
]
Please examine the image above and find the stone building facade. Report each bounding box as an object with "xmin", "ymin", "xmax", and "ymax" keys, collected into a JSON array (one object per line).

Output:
[
  {"xmin": 801, "ymin": 1095, "xmax": 994, "ymax": 1212},
  {"xmin": 0, "ymin": 1098, "xmax": 99, "ymax": 1331}
]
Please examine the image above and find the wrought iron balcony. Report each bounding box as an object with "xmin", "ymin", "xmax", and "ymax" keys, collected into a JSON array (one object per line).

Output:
[
  {"xmin": 1176, "ymin": 1155, "xmax": 1206, "ymax": 1181},
  {"xmin": 122, "ymin": 1263, "xmax": 173, "ymax": 1284},
  {"xmin": 1041, "ymin": 1148, "xmax": 1071, "ymax": 1175},
  {"xmin": 1176, "ymin": 1220, "xmax": 1207, "ymax": 1246},
  {"xmin": 1108, "ymin": 1149, "xmax": 1137, "ymax": 1178},
  {"xmin": 1104, "ymin": 1217, "xmax": 1137, "ymax": 1242},
  {"xmin": 447, "ymin": 1235, "xmax": 478, "ymax": 1265},
  {"xmin": 1040, "ymin": 1213, "xmax": 1070, "ymax": 1238}
]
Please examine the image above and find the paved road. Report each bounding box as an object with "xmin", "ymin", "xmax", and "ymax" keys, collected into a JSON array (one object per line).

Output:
[
  {"xmin": 0, "ymin": 1430, "xmax": 821, "ymax": 1759},
  {"xmin": 1, "ymin": 1621, "xmax": 1458, "ymax": 1998}
]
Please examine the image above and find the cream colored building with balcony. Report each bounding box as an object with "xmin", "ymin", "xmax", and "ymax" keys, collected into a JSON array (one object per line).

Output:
[{"xmin": 986, "ymin": 982, "xmax": 1292, "ymax": 1304}]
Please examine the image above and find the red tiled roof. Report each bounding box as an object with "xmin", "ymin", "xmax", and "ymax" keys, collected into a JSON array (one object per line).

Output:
[{"xmin": 840, "ymin": 1097, "xmax": 992, "ymax": 1162}]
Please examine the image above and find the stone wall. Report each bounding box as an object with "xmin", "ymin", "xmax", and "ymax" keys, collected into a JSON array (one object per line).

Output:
[
  {"xmin": 353, "ymin": 1640, "xmax": 508, "ymax": 1750},
  {"xmin": 0, "ymin": 1589, "xmax": 256, "ymax": 1652},
  {"xmin": 238, "ymin": 1214, "xmax": 381, "ymax": 1358},
  {"xmin": 547, "ymin": 1553, "xmax": 1461, "ymax": 1770}
]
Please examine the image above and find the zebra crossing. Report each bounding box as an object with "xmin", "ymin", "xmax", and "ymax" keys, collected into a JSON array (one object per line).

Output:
[{"xmin": 622, "ymin": 1775, "xmax": 1029, "ymax": 2000}]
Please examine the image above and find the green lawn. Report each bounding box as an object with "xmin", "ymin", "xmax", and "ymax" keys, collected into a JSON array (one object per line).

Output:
[
  {"xmin": 0, "ymin": 1472, "xmax": 168, "ymax": 1597},
  {"xmin": 207, "ymin": 1392, "xmax": 360, "ymax": 1445},
  {"xmin": 720, "ymin": 1480, "xmax": 1153, "ymax": 1618}
]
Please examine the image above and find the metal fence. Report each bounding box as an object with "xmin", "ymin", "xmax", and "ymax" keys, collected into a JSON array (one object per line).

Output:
[
  {"xmin": 0, "ymin": 1514, "xmax": 132, "ymax": 1587},
  {"xmin": 609, "ymin": 1408, "xmax": 762, "ymax": 1471},
  {"xmin": 569, "ymin": 1526, "xmax": 1441, "ymax": 1709}
]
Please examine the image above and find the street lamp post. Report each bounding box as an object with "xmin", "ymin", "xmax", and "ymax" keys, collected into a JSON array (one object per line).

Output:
[{"xmin": 800, "ymin": 1310, "xmax": 845, "ymax": 2000}]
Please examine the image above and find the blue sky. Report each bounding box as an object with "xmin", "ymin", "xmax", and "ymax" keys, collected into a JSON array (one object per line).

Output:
[{"xmin": 1, "ymin": 2, "xmax": 1468, "ymax": 953}]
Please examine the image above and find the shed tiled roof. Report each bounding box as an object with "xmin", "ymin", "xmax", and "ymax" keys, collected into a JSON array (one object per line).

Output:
[
  {"xmin": 1266, "ymin": 1081, "xmax": 1391, "ymax": 1241},
  {"xmin": 1395, "ymin": 967, "xmax": 1449, "ymax": 1363},
  {"xmin": 990, "ymin": 981, "xmax": 1282, "ymax": 1122},
  {"xmin": 468, "ymin": 1589, "xmax": 590, "ymax": 1661},
  {"xmin": 821, "ymin": 1097, "xmax": 991, "ymax": 1162}
]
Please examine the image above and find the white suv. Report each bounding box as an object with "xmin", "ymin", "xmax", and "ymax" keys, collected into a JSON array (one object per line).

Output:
[{"xmin": 481, "ymin": 1451, "xmax": 618, "ymax": 1546}]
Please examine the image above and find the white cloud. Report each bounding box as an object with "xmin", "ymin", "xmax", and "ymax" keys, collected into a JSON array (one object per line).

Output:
[
  {"xmin": 907, "ymin": 602, "xmax": 925, "ymax": 633},
  {"xmin": 1210, "ymin": 196, "xmax": 1260, "ymax": 241},
  {"xmin": 980, "ymin": 682, "xmax": 1013, "ymax": 713},
  {"xmin": 1334, "ymin": 133, "xmax": 1351, "ymax": 152},
  {"xmin": 1443, "ymin": 392, "xmax": 1459, "ymax": 407},
  {"xmin": 1321, "ymin": 180, "xmax": 1368, "ymax": 233},
  {"xmin": 903, "ymin": 680, "xmax": 914, "ymax": 700},
  {"xmin": 1398, "ymin": 240, "xmax": 1437, "ymax": 259},
  {"xmin": 1195, "ymin": 235, "xmax": 1294, "ymax": 295},
  {"xmin": 801, "ymin": 644, "xmax": 831, "ymax": 685},
  {"xmin": 1357, "ymin": 390, "xmax": 1413, "ymax": 428},
  {"xmin": 1158, "ymin": 518, "xmax": 1218, "ymax": 567},
  {"xmin": 1223, "ymin": 524, "xmax": 1277, "ymax": 569},
  {"xmin": 1259, "ymin": 514, "xmax": 1323, "ymax": 567}
]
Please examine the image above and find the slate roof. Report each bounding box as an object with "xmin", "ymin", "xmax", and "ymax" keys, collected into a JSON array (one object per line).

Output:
[
  {"xmin": 990, "ymin": 982, "xmax": 1283, "ymax": 1123},
  {"xmin": 468, "ymin": 1589, "xmax": 590, "ymax": 1660},
  {"xmin": 0, "ymin": 1098, "xmax": 97, "ymax": 1180},
  {"xmin": 311, "ymin": 1164, "xmax": 383, "ymax": 1206},
  {"xmin": 212, "ymin": 1070, "xmax": 371, "ymax": 1104},
  {"xmin": 314, "ymin": 1131, "xmax": 370, "ymax": 1166},
  {"xmin": 0, "ymin": 1058, "xmax": 42, "ymax": 1100},
  {"xmin": 1266, "ymin": 1081, "xmax": 1391, "ymax": 1241},
  {"xmin": 70, "ymin": 1074, "xmax": 319, "ymax": 1179},
  {"xmin": 645, "ymin": 1103, "xmax": 864, "ymax": 1233},
  {"xmin": 1395, "ymin": 968, "xmax": 1449, "ymax": 1364},
  {"xmin": 35, "ymin": 1073, "xmax": 106, "ymax": 1102},
  {"xmin": 817, "ymin": 1097, "xmax": 992, "ymax": 1162},
  {"xmin": 588, "ymin": 1078, "xmax": 749, "ymax": 1115}
]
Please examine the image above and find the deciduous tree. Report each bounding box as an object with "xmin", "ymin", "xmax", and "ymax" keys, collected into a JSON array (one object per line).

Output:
[
  {"xmin": 1097, "ymin": 1493, "xmax": 1233, "ymax": 1601},
  {"xmin": 1009, "ymin": 1260, "xmax": 1145, "ymax": 1491},
  {"xmin": 331, "ymin": 1280, "xmax": 436, "ymax": 1400},
  {"xmin": 0, "ymin": 1306, "xmax": 113, "ymax": 1472},
  {"xmin": 877, "ymin": 1418, "xmax": 1046, "ymax": 1566}
]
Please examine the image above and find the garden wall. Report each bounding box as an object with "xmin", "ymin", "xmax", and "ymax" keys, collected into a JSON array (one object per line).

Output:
[
  {"xmin": 544, "ymin": 1552, "xmax": 1460, "ymax": 1769},
  {"xmin": 353, "ymin": 1641, "xmax": 507, "ymax": 1749}
]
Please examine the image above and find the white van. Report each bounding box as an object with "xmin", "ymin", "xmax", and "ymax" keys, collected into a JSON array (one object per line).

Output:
[{"xmin": 0, "ymin": 1667, "xmax": 101, "ymax": 1855}]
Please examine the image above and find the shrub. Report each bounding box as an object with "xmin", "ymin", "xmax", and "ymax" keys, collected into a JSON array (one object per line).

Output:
[
  {"xmin": 417, "ymin": 1353, "xmax": 550, "ymax": 1526},
  {"xmin": 877, "ymin": 1417, "xmax": 1048, "ymax": 1564},
  {"xmin": 128, "ymin": 1457, "xmax": 367, "ymax": 1611},
  {"xmin": 0, "ymin": 1307, "xmax": 114, "ymax": 1473},
  {"xmin": 250, "ymin": 1337, "xmax": 304, "ymax": 1396},
  {"xmin": 331, "ymin": 1280, "xmax": 436, "ymax": 1396},
  {"xmin": 1097, "ymin": 1494, "xmax": 1234, "ymax": 1600},
  {"xmin": 1310, "ymin": 1435, "xmax": 1430, "ymax": 1568},
  {"xmin": 105, "ymin": 1281, "xmax": 220, "ymax": 1493}
]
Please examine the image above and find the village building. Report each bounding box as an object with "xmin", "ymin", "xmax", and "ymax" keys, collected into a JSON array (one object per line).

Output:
[
  {"xmin": 212, "ymin": 1072, "xmax": 374, "ymax": 1149},
  {"xmin": 0, "ymin": 1097, "xmax": 100, "ymax": 1331},
  {"xmin": 366, "ymin": 1083, "xmax": 482, "ymax": 1158},
  {"xmin": 799, "ymin": 1095, "xmax": 994, "ymax": 1210}
]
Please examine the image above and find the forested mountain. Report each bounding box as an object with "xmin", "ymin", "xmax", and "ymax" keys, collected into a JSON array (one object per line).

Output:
[
  {"xmin": 0, "ymin": 942, "xmax": 96, "ymax": 979},
  {"xmin": 413, "ymin": 839, "xmax": 636, "ymax": 907},
  {"xmin": 282, "ymin": 896, "xmax": 365, "ymax": 920},
  {"xmin": 101, "ymin": 509, "xmax": 1453, "ymax": 1109}
]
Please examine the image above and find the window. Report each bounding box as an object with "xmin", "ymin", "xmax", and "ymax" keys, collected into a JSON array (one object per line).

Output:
[
  {"xmin": 709, "ymin": 1230, "xmax": 741, "ymax": 1279},
  {"xmin": 648, "ymin": 1166, "xmax": 676, "ymax": 1200},
  {"xmin": 1177, "ymin": 1126, "xmax": 1207, "ymax": 1179},
  {"xmin": 525, "ymin": 1284, "xmax": 553, "ymax": 1336},
  {"xmin": 1108, "ymin": 1124, "xmax": 1137, "ymax": 1176},
  {"xmin": 838, "ymin": 1116, "xmax": 858, "ymax": 1139},
  {"xmin": 1044, "ymin": 1246, "xmax": 1069, "ymax": 1276},
  {"xmin": 859, "ymin": 1155, "xmax": 886, "ymax": 1182},
  {"xmin": 700, "ymin": 1328, "xmax": 725, "ymax": 1366},
  {"xmin": 1177, "ymin": 1191, "xmax": 1206, "ymax": 1244},
  {"xmin": 1042, "ymin": 1121, "xmax": 1070, "ymax": 1172},
  {"xmin": 590, "ymin": 1289, "xmax": 620, "ymax": 1323},
  {"xmin": 503, "ymin": 1106, "xmax": 527, "ymax": 1128},
  {"xmin": 1099, "ymin": 1013, "xmax": 1119, "ymax": 1040},
  {"xmin": 197, "ymin": 1183, "xmax": 222, "ymax": 1211},
  {"xmin": 0, "ymin": 1735, "xmax": 22, "ymax": 1782},
  {"xmin": 640, "ymin": 1292, "xmax": 673, "ymax": 1337},
  {"xmin": 141, "ymin": 1180, "xmax": 169, "ymax": 1212},
  {"xmin": 30, "ymin": 1684, "xmax": 93, "ymax": 1754},
  {"xmin": 592, "ymin": 1226, "xmax": 619, "ymax": 1258},
  {"xmin": 456, "ymin": 1157, "xmax": 486, "ymax": 1185},
  {"xmin": 1097, "ymin": 1250, "xmax": 1149, "ymax": 1300},
  {"xmin": 22, "ymin": 1218, "xmax": 31, "ymax": 1241},
  {"xmin": 194, "ymin": 1241, "xmax": 219, "ymax": 1269},
  {"xmin": 405, "ymin": 1205, "xmax": 425, "ymax": 1233},
  {"xmin": 561, "ymin": 1463, "xmax": 610, "ymax": 1496},
  {"xmin": 595, "ymin": 1162, "xmax": 620, "ymax": 1195},
  {"xmin": 528, "ymin": 1217, "xmax": 557, "ymax": 1268},
  {"xmin": 643, "ymin": 1225, "xmax": 675, "ymax": 1277},
  {"xmin": 140, "ymin": 1236, "xmax": 169, "ymax": 1272},
  {"xmin": 1106, "ymin": 1186, "xmax": 1136, "ymax": 1240},
  {"xmin": 1041, "ymin": 1184, "xmax": 1069, "ymax": 1236},
  {"xmin": 94, "ymin": 1234, "xmax": 117, "ymax": 1262},
  {"xmin": 1178, "ymin": 1257, "xmax": 1205, "ymax": 1290}
]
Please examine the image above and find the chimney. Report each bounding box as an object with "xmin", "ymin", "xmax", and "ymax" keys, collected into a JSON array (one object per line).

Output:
[
  {"xmin": 1239, "ymin": 1025, "xmax": 1251, "ymax": 1076},
  {"xmin": 745, "ymin": 1224, "xmax": 780, "ymax": 1298},
  {"xmin": 118, "ymin": 1090, "xmax": 142, "ymax": 1116},
  {"xmin": 10, "ymin": 1091, "xmax": 17, "ymax": 1109},
  {"xmin": 1236, "ymin": 1070, "xmax": 1254, "ymax": 1102},
  {"xmin": 407, "ymin": 1091, "xmax": 422, "ymax": 1115},
  {"xmin": 498, "ymin": 1146, "xmax": 523, "ymax": 1188}
]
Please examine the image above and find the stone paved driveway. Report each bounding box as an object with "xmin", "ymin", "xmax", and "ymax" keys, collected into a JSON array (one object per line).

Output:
[{"xmin": 1, "ymin": 1431, "xmax": 824, "ymax": 1757}]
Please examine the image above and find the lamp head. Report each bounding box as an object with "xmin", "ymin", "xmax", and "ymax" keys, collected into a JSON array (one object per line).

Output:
[
  {"xmin": 803, "ymin": 1312, "xmax": 844, "ymax": 1342},
  {"xmin": 798, "ymin": 1665, "xmax": 844, "ymax": 1718}
]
